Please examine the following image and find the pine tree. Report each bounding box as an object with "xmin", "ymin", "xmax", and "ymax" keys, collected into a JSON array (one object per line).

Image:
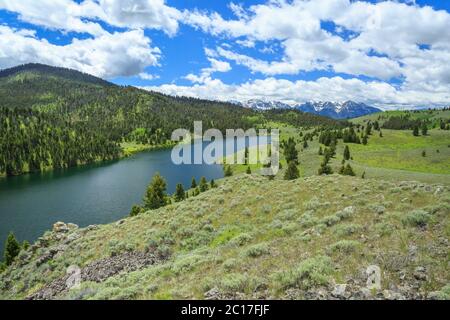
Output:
[
  {"xmin": 343, "ymin": 145, "xmax": 350, "ymax": 161},
  {"xmin": 199, "ymin": 177, "xmax": 209, "ymax": 192},
  {"xmin": 373, "ymin": 121, "xmax": 380, "ymax": 131},
  {"xmin": 22, "ymin": 240, "xmax": 30, "ymax": 251},
  {"xmin": 284, "ymin": 161, "xmax": 300, "ymax": 180},
  {"xmin": 244, "ymin": 147, "xmax": 249, "ymax": 165},
  {"xmin": 129, "ymin": 205, "xmax": 142, "ymax": 217},
  {"xmin": 413, "ymin": 126, "xmax": 419, "ymax": 136},
  {"xmin": 224, "ymin": 165, "xmax": 233, "ymax": 177},
  {"xmin": 362, "ymin": 135, "xmax": 368, "ymax": 145},
  {"xmin": 318, "ymin": 163, "xmax": 333, "ymax": 175},
  {"xmin": 365, "ymin": 122, "xmax": 372, "ymax": 136},
  {"xmin": 246, "ymin": 166, "xmax": 252, "ymax": 174},
  {"xmin": 421, "ymin": 123, "xmax": 428, "ymax": 136},
  {"xmin": 210, "ymin": 179, "xmax": 217, "ymax": 188},
  {"xmin": 4, "ymin": 232, "xmax": 20, "ymax": 266},
  {"xmin": 144, "ymin": 173, "xmax": 168, "ymax": 210},
  {"xmin": 342, "ymin": 164, "xmax": 356, "ymax": 176},
  {"xmin": 174, "ymin": 183, "xmax": 186, "ymax": 202},
  {"xmin": 318, "ymin": 157, "xmax": 333, "ymax": 175},
  {"xmin": 191, "ymin": 178, "xmax": 197, "ymax": 189},
  {"xmin": 283, "ymin": 137, "xmax": 298, "ymax": 164}
]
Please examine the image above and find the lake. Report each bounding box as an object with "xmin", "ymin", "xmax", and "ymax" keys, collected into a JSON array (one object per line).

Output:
[{"xmin": 0, "ymin": 137, "xmax": 269, "ymax": 256}]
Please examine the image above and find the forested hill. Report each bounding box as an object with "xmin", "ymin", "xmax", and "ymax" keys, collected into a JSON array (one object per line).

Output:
[
  {"xmin": 0, "ymin": 63, "xmax": 113, "ymax": 87},
  {"xmin": 0, "ymin": 64, "xmax": 345, "ymax": 176}
]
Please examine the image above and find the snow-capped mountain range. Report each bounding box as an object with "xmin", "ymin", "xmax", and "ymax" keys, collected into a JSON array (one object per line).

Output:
[
  {"xmin": 296, "ymin": 101, "xmax": 382, "ymax": 119},
  {"xmin": 238, "ymin": 99, "xmax": 382, "ymax": 119},
  {"xmin": 241, "ymin": 99, "xmax": 292, "ymax": 111}
]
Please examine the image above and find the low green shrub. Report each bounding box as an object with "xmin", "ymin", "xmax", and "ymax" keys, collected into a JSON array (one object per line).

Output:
[
  {"xmin": 333, "ymin": 223, "xmax": 362, "ymax": 237},
  {"xmin": 243, "ymin": 243, "xmax": 270, "ymax": 258},
  {"xmin": 329, "ymin": 240, "xmax": 361, "ymax": 254},
  {"xmin": 402, "ymin": 210, "xmax": 432, "ymax": 227},
  {"xmin": 275, "ymin": 255, "xmax": 334, "ymax": 290}
]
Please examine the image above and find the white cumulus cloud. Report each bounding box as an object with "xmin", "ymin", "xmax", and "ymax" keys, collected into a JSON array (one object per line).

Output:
[{"xmin": 0, "ymin": 26, "xmax": 161, "ymax": 78}]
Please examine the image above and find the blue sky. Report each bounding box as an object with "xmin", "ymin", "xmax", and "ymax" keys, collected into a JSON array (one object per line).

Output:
[{"xmin": 0, "ymin": 0, "xmax": 449, "ymax": 109}]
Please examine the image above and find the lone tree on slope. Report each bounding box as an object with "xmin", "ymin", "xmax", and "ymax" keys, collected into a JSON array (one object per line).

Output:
[{"xmin": 144, "ymin": 173, "xmax": 168, "ymax": 210}]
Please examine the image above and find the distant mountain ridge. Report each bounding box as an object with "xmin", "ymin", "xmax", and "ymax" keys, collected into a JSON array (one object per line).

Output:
[
  {"xmin": 242, "ymin": 99, "xmax": 292, "ymax": 111},
  {"xmin": 296, "ymin": 101, "xmax": 382, "ymax": 119},
  {"xmin": 240, "ymin": 98, "xmax": 381, "ymax": 119}
]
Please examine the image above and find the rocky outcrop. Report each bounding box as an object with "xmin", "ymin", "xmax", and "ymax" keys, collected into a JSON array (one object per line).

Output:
[{"xmin": 28, "ymin": 251, "xmax": 166, "ymax": 300}]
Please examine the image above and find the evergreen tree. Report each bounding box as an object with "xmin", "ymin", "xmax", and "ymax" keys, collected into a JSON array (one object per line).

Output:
[
  {"xmin": 283, "ymin": 137, "xmax": 298, "ymax": 164},
  {"xmin": 373, "ymin": 121, "xmax": 380, "ymax": 131},
  {"xmin": 421, "ymin": 123, "xmax": 428, "ymax": 136},
  {"xmin": 129, "ymin": 205, "xmax": 142, "ymax": 217},
  {"xmin": 244, "ymin": 147, "xmax": 249, "ymax": 165},
  {"xmin": 343, "ymin": 145, "xmax": 351, "ymax": 161},
  {"xmin": 365, "ymin": 122, "xmax": 372, "ymax": 136},
  {"xmin": 362, "ymin": 135, "xmax": 368, "ymax": 145},
  {"xmin": 210, "ymin": 179, "xmax": 217, "ymax": 188},
  {"xmin": 318, "ymin": 162, "xmax": 333, "ymax": 175},
  {"xmin": 318, "ymin": 146, "xmax": 323, "ymax": 155},
  {"xmin": 199, "ymin": 177, "xmax": 209, "ymax": 192},
  {"xmin": 284, "ymin": 161, "xmax": 300, "ymax": 180},
  {"xmin": 342, "ymin": 164, "xmax": 356, "ymax": 176},
  {"xmin": 4, "ymin": 232, "xmax": 20, "ymax": 266},
  {"xmin": 224, "ymin": 165, "xmax": 233, "ymax": 177},
  {"xmin": 191, "ymin": 178, "xmax": 197, "ymax": 189},
  {"xmin": 174, "ymin": 183, "xmax": 186, "ymax": 202},
  {"xmin": 22, "ymin": 240, "xmax": 30, "ymax": 251},
  {"xmin": 246, "ymin": 166, "xmax": 252, "ymax": 174},
  {"xmin": 329, "ymin": 140, "xmax": 337, "ymax": 156},
  {"xmin": 144, "ymin": 173, "xmax": 168, "ymax": 210}
]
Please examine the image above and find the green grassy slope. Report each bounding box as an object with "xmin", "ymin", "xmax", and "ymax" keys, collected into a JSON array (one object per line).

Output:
[
  {"xmin": 230, "ymin": 125, "xmax": 450, "ymax": 185},
  {"xmin": 1, "ymin": 174, "xmax": 448, "ymax": 300},
  {"xmin": 352, "ymin": 109, "xmax": 450, "ymax": 127}
]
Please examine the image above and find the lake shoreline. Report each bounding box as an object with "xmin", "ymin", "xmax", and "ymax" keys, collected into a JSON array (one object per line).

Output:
[{"xmin": 0, "ymin": 141, "xmax": 177, "ymax": 180}]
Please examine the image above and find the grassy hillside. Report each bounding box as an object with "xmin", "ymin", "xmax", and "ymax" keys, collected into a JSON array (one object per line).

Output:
[
  {"xmin": 229, "ymin": 125, "xmax": 450, "ymax": 186},
  {"xmin": 0, "ymin": 174, "xmax": 448, "ymax": 300},
  {"xmin": 352, "ymin": 109, "xmax": 450, "ymax": 128}
]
